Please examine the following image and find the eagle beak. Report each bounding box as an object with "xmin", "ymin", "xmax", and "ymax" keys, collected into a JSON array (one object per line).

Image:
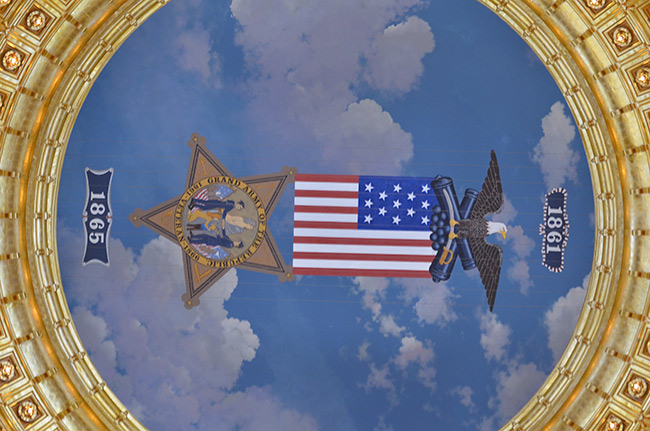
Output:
[{"xmin": 500, "ymin": 229, "xmax": 507, "ymax": 240}]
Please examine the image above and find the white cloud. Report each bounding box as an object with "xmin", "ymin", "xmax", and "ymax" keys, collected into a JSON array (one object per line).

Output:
[
  {"xmin": 170, "ymin": 0, "xmax": 222, "ymax": 87},
  {"xmin": 394, "ymin": 336, "xmax": 433, "ymax": 369},
  {"xmin": 479, "ymin": 416, "xmax": 495, "ymax": 431},
  {"xmin": 364, "ymin": 16, "xmax": 435, "ymax": 94},
  {"xmin": 364, "ymin": 363, "xmax": 395, "ymax": 392},
  {"xmin": 506, "ymin": 226, "xmax": 534, "ymax": 258},
  {"xmin": 532, "ymin": 101, "xmax": 579, "ymax": 190},
  {"xmin": 545, "ymin": 273, "xmax": 590, "ymax": 363},
  {"xmin": 379, "ymin": 315, "xmax": 405, "ymax": 338},
  {"xmin": 397, "ymin": 278, "xmax": 457, "ymax": 327},
  {"xmin": 452, "ymin": 385, "xmax": 475, "ymax": 410},
  {"xmin": 493, "ymin": 223, "xmax": 535, "ymax": 295},
  {"xmin": 493, "ymin": 362, "xmax": 546, "ymax": 424},
  {"xmin": 478, "ymin": 311, "xmax": 511, "ymax": 363},
  {"xmin": 492, "ymin": 195, "xmax": 517, "ymax": 225},
  {"xmin": 174, "ymin": 28, "xmax": 221, "ymax": 86},
  {"xmin": 358, "ymin": 341, "xmax": 371, "ymax": 362},
  {"xmin": 353, "ymin": 276, "xmax": 389, "ymax": 319},
  {"xmin": 506, "ymin": 259, "xmax": 533, "ymax": 295},
  {"xmin": 59, "ymin": 227, "xmax": 314, "ymax": 431},
  {"xmin": 319, "ymin": 99, "xmax": 414, "ymax": 174},
  {"xmin": 221, "ymin": 317, "xmax": 260, "ymax": 368},
  {"xmin": 414, "ymin": 284, "xmax": 457, "ymax": 326},
  {"xmin": 491, "ymin": 197, "xmax": 535, "ymax": 295},
  {"xmin": 211, "ymin": 386, "xmax": 320, "ymax": 431},
  {"xmin": 374, "ymin": 416, "xmax": 395, "ymax": 431},
  {"xmin": 71, "ymin": 307, "xmax": 123, "ymax": 390},
  {"xmin": 394, "ymin": 336, "xmax": 436, "ymax": 391},
  {"xmin": 418, "ymin": 366, "xmax": 437, "ymax": 392},
  {"xmin": 354, "ymin": 280, "xmax": 445, "ymax": 393},
  {"xmin": 231, "ymin": 0, "xmax": 433, "ymax": 174}
]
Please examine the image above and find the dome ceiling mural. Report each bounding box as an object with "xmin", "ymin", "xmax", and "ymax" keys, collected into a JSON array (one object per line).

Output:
[
  {"xmin": 0, "ymin": 0, "xmax": 648, "ymax": 431},
  {"xmin": 56, "ymin": 1, "xmax": 593, "ymax": 430}
]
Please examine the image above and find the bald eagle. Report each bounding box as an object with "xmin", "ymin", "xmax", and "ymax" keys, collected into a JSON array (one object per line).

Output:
[{"xmin": 450, "ymin": 150, "xmax": 507, "ymax": 311}]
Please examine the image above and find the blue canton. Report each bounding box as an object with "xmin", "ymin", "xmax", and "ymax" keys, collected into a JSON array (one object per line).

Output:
[{"xmin": 358, "ymin": 176, "xmax": 439, "ymax": 231}]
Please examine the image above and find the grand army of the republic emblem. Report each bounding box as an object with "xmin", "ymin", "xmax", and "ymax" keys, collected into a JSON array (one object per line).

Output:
[{"xmin": 130, "ymin": 133, "xmax": 295, "ymax": 309}]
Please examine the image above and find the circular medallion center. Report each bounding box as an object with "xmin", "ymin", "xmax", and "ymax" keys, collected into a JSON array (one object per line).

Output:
[{"xmin": 175, "ymin": 177, "xmax": 267, "ymax": 268}]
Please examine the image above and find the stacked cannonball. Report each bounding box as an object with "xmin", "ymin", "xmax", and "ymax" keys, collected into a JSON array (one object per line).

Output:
[{"xmin": 430, "ymin": 205, "xmax": 451, "ymax": 251}]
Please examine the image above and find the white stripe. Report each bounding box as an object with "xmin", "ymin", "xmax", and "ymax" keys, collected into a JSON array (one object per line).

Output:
[
  {"xmin": 294, "ymin": 213, "xmax": 357, "ymax": 223},
  {"xmin": 294, "ymin": 227, "xmax": 431, "ymax": 241},
  {"xmin": 294, "ymin": 243, "xmax": 434, "ymax": 256},
  {"xmin": 295, "ymin": 197, "xmax": 358, "ymax": 207},
  {"xmin": 295, "ymin": 181, "xmax": 358, "ymax": 192},
  {"xmin": 293, "ymin": 259, "xmax": 430, "ymax": 271}
]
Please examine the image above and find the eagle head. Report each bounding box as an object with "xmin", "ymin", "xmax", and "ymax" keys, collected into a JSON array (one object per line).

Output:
[{"xmin": 487, "ymin": 221, "xmax": 507, "ymax": 239}]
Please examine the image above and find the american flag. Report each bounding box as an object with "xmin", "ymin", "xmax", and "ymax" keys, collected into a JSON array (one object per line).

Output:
[{"xmin": 293, "ymin": 174, "xmax": 438, "ymax": 278}]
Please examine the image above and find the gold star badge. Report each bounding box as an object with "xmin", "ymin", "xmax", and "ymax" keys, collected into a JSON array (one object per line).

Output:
[{"xmin": 130, "ymin": 133, "xmax": 295, "ymax": 309}]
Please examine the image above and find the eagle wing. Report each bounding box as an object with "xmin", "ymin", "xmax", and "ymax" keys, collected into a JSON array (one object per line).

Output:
[
  {"xmin": 471, "ymin": 150, "xmax": 503, "ymax": 220},
  {"xmin": 468, "ymin": 236, "xmax": 503, "ymax": 312}
]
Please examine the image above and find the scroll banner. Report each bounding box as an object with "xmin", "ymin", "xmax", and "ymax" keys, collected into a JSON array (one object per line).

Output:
[
  {"xmin": 539, "ymin": 188, "xmax": 569, "ymax": 273},
  {"xmin": 82, "ymin": 168, "xmax": 113, "ymax": 266}
]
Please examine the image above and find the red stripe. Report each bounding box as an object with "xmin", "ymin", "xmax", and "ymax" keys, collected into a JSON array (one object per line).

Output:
[
  {"xmin": 295, "ymin": 206, "xmax": 357, "ymax": 214},
  {"xmin": 293, "ymin": 268, "xmax": 431, "ymax": 278},
  {"xmin": 294, "ymin": 236, "xmax": 432, "ymax": 247},
  {"xmin": 294, "ymin": 221, "xmax": 358, "ymax": 229},
  {"xmin": 293, "ymin": 252, "xmax": 433, "ymax": 262},
  {"xmin": 296, "ymin": 174, "xmax": 358, "ymax": 183},
  {"xmin": 295, "ymin": 190, "xmax": 359, "ymax": 199}
]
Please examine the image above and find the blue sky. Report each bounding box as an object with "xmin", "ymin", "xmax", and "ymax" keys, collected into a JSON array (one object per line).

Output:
[{"xmin": 57, "ymin": 0, "xmax": 594, "ymax": 430}]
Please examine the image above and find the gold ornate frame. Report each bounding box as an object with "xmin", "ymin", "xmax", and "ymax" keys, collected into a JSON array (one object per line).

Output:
[{"xmin": 0, "ymin": 0, "xmax": 648, "ymax": 429}]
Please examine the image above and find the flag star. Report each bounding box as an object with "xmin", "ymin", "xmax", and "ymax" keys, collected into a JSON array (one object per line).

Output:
[
  {"xmin": 392, "ymin": 215, "xmax": 401, "ymax": 225},
  {"xmin": 421, "ymin": 215, "xmax": 430, "ymax": 225},
  {"xmin": 365, "ymin": 183, "xmax": 374, "ymax": 192},
  {"xmin": 421, "ymin": 200, "xmax": 430, "ymax": 210},
  {"xmin": 421, "ymin": 183, "xmax": 431, "ymax": 193},
  {"xmin": 407, "ymin": 208, "xmax": 415, "ymax": 217},
  {"xmin": 364, "ymin": 199, "xmax": 373, "ymax": 208},
  {"xmin": 407, "ymin": 192, "xmax": 416, "ymax": 201},
  {"xmin": 378, "ymin": 207, "xmax": 387, "ymax": 216},
  {"xmin": 364, "ymin": 214, "xmax": 373, "ymax": 224},
  {"xmin": 378, "ymin": 191, "xmax": 387, "ymax": 200},
  {"xmin": 393, "ymin": 199, "xmax": 402, "ymax": 209},
  {"xmin": 393, "ymin": 183, "xmax": 402, "ymax": 193}
]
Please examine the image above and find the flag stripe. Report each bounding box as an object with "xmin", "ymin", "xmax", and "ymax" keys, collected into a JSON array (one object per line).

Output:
[
  {"xmin": 294, "ymin": 212, "xmax": 357, "ymax": 223},
  {"xmin": 293, "ymin": 267, "xmax": 431, "ymax": 278},
  {"xmin": 295, "ymin": 181, "xmax": 358, "ymax": 192},
  {"xmin": 293, "ymin": 268, "xmax": 431, "ymax": 278},
  {"xmin": 195, "ymin": 189, "xmax": 208, "ymax": 200},
  {"xmin": 296, "ymin": 174, "xmax": 358, "ymax": 183},
  {"xmin": 294, "ymin": 227, "xmax": 430, "ymax": 240},
  {"xmin": 294, "ymin": 243, "xmax": 434, "ymax": 256},
  {"xmin": 294, "ymin": 236, "xmax": 431, "ymax": 247},
  {"xmin": 295, "ymin": 197, "xmax": 358, "ymax": 207},
  {"xmin": 294, "ymin": 221, "xmax": 359, "ymax": 230},
  {"xmin": 295, "ymin": 189, "xmax": 359, "ymax": 199},
  {"xmin": 293, "ymin": 258, "xmax": 429, "ymax": 271},
  {"xmin": 294, "ymin": 205, "xmax": 358, "ymax": 214},
  {"xmin": 293, "ymin": 252, "xmax": 433, "ymax": 262}
]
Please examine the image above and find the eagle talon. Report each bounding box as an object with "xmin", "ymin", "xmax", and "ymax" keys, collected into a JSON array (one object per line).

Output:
[
  {"xmin": 449, "ymin": 219, "xmax": 459, "ymax": 227},
  {"xmin": 449, "ymin": 232, "xmax": 458, "ymax": 240}
]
